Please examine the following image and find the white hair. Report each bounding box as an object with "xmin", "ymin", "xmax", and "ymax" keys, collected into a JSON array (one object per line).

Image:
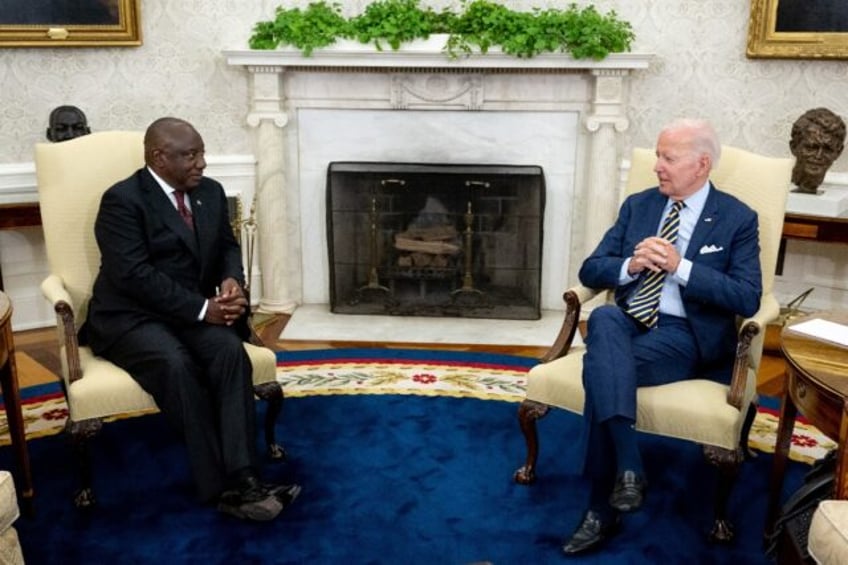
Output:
[{"xmin": 661, "ymin": 118, "xmax": 721, "ymax": 168}]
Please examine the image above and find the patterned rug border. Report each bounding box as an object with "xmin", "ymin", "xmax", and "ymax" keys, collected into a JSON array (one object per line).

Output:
[
  {"xmin": 276, "ymin": 349, "xmax": 534, "ymax": 402},
  {"xmin": 0, "ymin": 349, "xmax": 833, "ymax": 466},
  {"xmin": 275, "ymin": 348, "xmax": 833, "ymax": 465}
]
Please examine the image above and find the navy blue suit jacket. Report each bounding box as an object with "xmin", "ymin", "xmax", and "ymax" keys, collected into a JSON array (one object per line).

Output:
[
  {"xmin": 84, "ymin": 168, "xmax": 245, "ymax": 353},
  {"xmin": 579, "ymin": 183, "xmax": 762, "ymax": 369}
]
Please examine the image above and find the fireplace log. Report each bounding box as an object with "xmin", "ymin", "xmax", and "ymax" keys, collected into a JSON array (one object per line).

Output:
[
  {"xmin": 394, "ymin": 236, "xmax": 460, "ymax": 255},
  {"xmin": 401, "ymin": 225, "xmax": 458, "ymax": 241}
]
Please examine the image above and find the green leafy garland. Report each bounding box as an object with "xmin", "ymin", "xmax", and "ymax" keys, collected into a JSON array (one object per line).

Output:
[{"xmin": 249, "ymin": 0, "xmax": 634, "ymax": 60}]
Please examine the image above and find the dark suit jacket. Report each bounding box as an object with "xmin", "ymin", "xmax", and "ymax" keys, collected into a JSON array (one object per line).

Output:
[
  {"xmin": 578, "ymin": 183, "xmax": 762, "ymax": 368},
  {"xmin": 84, "ymin": 167, "xmax": 245, "ymax": 353}
]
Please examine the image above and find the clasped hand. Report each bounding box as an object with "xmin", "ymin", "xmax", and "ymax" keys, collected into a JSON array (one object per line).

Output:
[
  {"xmin": 628, "ymin": 236, "xmax": 680, "ymax": 276},
  {"xmin": 205, "ymin": 278, "xmax": 247, "ymax": 326}
]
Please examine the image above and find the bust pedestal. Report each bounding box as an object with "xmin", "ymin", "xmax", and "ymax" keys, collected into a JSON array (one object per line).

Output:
[{"xmin": 786, "ymin": 184, "xmax": 848, "ymax": 217}]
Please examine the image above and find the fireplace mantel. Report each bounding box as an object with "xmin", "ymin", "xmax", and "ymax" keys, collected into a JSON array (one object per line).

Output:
[
  {"xmin": 224, "ymin": 40, "xmax": 651, "ymax": 71},
  {"xmin": 224, "ymin": 45, "xmax": 652, "ymax": 314}
]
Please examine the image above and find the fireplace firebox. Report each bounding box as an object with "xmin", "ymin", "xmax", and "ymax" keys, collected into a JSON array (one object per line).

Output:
[{"xmin": 327, "ymin": 162, "xmax": 545, "ymax": 320}]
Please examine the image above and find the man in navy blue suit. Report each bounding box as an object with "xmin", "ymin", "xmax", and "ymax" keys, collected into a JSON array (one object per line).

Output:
[{"xmin": 562, "ymin": 119, "xmax": 762, "ymax": 554}]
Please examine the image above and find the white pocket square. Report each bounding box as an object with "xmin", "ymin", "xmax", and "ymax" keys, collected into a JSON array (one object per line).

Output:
[{"xmin": 699, "ymin": 244, "xmax": 724, "ymax": 254}]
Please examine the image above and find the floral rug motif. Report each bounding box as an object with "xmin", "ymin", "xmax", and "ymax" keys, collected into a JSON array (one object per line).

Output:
[
  {"xmin": 0, "ymin": 384, "xmax": 68, "ymax": 445},
  {"xmin": 748, "ymin": 405, "xmax": 836, "ymax": 465}
]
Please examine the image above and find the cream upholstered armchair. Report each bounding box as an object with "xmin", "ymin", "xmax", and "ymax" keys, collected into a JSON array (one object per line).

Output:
[
  {"xmin": 514, "ymin": 146, "xmax": 793, "ymax": 542},
  {"xmin": 35, "ymin": 131, "xmax": 284, "ymax": 508}
]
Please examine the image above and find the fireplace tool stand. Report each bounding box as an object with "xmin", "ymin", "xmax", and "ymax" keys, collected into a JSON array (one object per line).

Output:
[
  {"xmin": 352, "ymin": 180, "xmax": 397, "ymax": 306},
  {"xmin": 451, "ymin": 181, "xmax": 488, "ymax": 307}
]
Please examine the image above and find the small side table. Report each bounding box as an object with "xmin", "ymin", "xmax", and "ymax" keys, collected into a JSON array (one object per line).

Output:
[
  {"xmin": 766, "ymin": 311, "xmax": 848, "ymax": 538},
  {"xmin": 0, "ymin": 292, "xmax": 33, "ymax": 514}
]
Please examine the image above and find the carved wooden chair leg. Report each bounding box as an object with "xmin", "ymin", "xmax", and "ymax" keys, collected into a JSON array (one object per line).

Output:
[
  {"xmin": 704, "ymin": 444, "xmax": 744, "ymax": 543},
  {"xmin": 65, "ymin": 417, "xmax": 104, "ymax": 508},
  {"xmin": 514, "ymin": 399, "xmax": 551, "ymax": 485},
  {"xmin": 254, "ymin": 382, "xmax": 286, "ymax": 460},
  {"xmin": 739, "ymin": 402, "xmax": 759, "ymax": 459}
]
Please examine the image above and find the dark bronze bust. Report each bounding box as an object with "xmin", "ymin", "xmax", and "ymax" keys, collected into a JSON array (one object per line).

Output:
[
  {"xmin": 789, "ymin": 108, "xmax": 846, "ymax": 194},
  {"xmin": 46, "ymin": 105, "xmax": 91, "ymax": 142}
]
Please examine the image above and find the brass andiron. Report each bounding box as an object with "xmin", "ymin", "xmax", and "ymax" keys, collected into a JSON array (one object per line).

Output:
[
  {"xmin": 352, "ymin": 180, "xmax": 396, "ymax": 305},
  {"xmin": 451, "ymin": 189, "xmax": 486, "ymax": 306},
  {"xmin": 240, "ymin": 195, "xmax": 257, "ymax": 293},
  {"xmin": 234, "ymin": 194, "xmax": 265, "ymax": 344}
]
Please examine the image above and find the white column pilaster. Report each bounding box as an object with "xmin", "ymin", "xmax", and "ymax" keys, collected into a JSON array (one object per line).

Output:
[
  {"xmin": 582, "ymin": 69, "xmax": 631, "ymax": 260},
  {"xmin": 245, "ymin": 66, "xmax": 296, "ymax": 313}
]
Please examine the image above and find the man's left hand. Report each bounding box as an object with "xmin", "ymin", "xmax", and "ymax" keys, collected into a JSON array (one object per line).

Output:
[{"xmin": 211, "ymin": 277, "xmax": 248, "ymax": 325}]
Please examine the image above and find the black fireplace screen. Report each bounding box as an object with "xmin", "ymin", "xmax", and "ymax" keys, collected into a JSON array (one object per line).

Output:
[{"xmin": 326, "ymin": 162, "xmax": 545, "ymax": 320}]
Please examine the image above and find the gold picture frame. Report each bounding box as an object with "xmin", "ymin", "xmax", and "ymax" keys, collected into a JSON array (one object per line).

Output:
[
  {"xmin": 0, "ymin": 0, "xmax": 141, "ymax": 47},
  {"xmin": 748, "ymin": 0, "xmax": 848, "ymax": 59}
]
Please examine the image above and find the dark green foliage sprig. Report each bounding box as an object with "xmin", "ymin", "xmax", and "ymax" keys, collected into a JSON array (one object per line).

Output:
[
  {"xmin": 249, "ymin": 0, "xmax": 634, "ymax": 61},
  {"xmin": 348, "ymin": 0, "xmax": 445, "ymax": 51},
  {"xmin": 249, "ymin": 2, "xmax": 349, "ymax": 55}
]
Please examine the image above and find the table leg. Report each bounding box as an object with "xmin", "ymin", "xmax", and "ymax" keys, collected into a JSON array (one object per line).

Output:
[
  {"xmin": 766, "ymin": 385, "xmax": 798, "ymax": 537},
  {"xmin": 836, "ymin": 399, "xmax": 848, "ymax": 499},
  {"xmin": 0, "ymin": 351, "xmax": 34, "ymax": 515}
]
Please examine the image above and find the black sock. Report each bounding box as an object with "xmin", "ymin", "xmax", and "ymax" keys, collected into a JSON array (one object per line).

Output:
[
  {"xmin": 229, "ymin": 466, "xmax": 259, "ymax": 490},
  {"xmin": 588, "ymin": 479, "xmax": 617, "ymax": 520},
  {"xmin": 607, "ymin": 416, "xmax": 643, "ymax": 476}
]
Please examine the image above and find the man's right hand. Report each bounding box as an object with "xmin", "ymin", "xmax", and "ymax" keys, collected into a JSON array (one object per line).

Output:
[
  {"xmin": 628, "ymin": 236, "xmax": 679, "ymax": 275},
  {"xmin": 204, "ymin": 290, "xmax": 248, "ymax": 326}
]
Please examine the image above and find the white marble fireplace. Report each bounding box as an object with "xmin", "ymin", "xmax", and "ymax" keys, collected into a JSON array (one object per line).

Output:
[{"xmin": 224, "ymin": 41, "xmax": 651, "ymax": 320}]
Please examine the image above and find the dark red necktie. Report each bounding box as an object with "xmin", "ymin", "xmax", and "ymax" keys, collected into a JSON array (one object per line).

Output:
[{"xmin": 174, "ymin": 191, "xmax": 194, "ymax": 231}]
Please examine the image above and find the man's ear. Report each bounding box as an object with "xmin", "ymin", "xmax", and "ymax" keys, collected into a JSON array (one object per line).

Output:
[
  {"xmin": 149, "ymin": 148, "xmax": 164, "ymax": 167},
  {"xmin": 698, "ymin": 154, "xmax": 711, "ymax": 176},
  {"xmin": 46, "ymin": 128, "xmax": 55, "ymax": 142}
]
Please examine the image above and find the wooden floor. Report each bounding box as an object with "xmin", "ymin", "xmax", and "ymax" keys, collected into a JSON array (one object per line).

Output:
[
  {"xmin": 12, "ymin": 313, "xmax": 786, "ymax": 396},
  {"xmin": 11, "ymin": 313, "xmax": 552, "ymax": 378}
]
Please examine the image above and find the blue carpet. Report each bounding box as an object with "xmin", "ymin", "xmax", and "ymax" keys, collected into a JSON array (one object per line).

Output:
[{"xmin": 1, "ymin": 351, "xmax": 808, "ymax": 564}]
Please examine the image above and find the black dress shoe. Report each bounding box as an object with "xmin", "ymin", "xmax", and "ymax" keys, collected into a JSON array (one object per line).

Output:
[
  {"xmin": 562, "ymin": 509, "xmax": 621, "ymax": 555},
  {"xmin": 217, "ymin": 476, "xmax": 284, "ymax": 521},
  {"xmin": 265, "ymin": 483, "xmax": 302, "ymax": 508},
  {"xmin": 609, "ymin": 470, "xmax": 647, "ymax": 512}
]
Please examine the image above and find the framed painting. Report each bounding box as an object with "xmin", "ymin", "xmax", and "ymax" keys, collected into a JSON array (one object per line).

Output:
[
  {"xmin": 748, "ymin": 0, "xmax": 848, "ymax": 58},
  {"xmin": 0, "ymin": 0, "xmax": 141, "ymax": 47}
]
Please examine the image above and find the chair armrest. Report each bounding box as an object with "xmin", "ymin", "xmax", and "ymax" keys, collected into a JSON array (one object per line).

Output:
[
  {"xmin": 41, "ymin": 274, "xmax": 73, "ymax": 307},
  {"xmin": 40, "ymin": 274, "xmax": 84, "ymax": 384},
  {"xmin": 727, "ymin": 292, "xmax": 781, "ymax": 409},
  {"xmin": 540, "ymin": 284, "xmax": 603, "ymax": 363}
]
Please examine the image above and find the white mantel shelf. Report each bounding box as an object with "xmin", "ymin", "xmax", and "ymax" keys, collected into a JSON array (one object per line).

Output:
[{"xmin": 223, "ymin": 43, "xmax": 652, "ymax": 71}]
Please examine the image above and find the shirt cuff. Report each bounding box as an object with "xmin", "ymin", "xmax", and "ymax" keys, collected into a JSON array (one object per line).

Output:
[
  {"xmin": 619, "ymin": 258, "xmax": 638, "ymax": 285},
  {"xmin": 198, "ymin": 299, "xmax": 209, "ymax": 321},
  {"xmin": 672, "ymin": 258, "xmax": 692, "ymax": 285}
]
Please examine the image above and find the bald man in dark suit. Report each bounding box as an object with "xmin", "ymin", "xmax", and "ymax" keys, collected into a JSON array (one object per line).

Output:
[{"xmin": 83, "ymin": 117, "xmax": 299, "ymax": 521}]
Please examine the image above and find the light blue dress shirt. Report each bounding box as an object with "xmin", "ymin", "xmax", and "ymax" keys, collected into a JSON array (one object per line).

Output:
[{"xmin": 619, "ymin": 181, "xmax": 711, "ymax": 319}]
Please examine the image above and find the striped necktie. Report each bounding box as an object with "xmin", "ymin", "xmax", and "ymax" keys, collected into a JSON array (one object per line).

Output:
[
  {"xmin": 174, "ymin": 191, "xmax": 194, "ymax": 231},
  {"xmin": 625, "ymin": 200, "xmax": 684, "ymax": 328}
]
